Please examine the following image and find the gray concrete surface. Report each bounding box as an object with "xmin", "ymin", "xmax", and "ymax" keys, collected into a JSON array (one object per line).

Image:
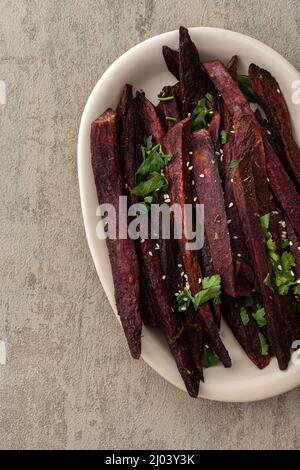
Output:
[{"xmin": 0, "ymin": 0, "xmax": 300, "ymax": 450}]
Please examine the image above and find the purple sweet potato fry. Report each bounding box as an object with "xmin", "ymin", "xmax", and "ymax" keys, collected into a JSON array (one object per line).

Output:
[
  {"xmin": 249, "ymin": 63, "xmax": 300, "ymax": 188},
  {"xmin": 157, "ymin": 84, "xmax": 180, "ymax": 129},
  {"xmin": 179, "ymin": 26, "xmax": 209, "ymax": 116},
  {"xmin": 203, "ymin": 60, "xmax": 252, "ymax": 117},
  {"xmin": 139, "ymin": 235, "xmax": 201, "ymax": 397},
  {"xmin": 164, "ymin": 119, "xmax": 231, "ymax": 367},
  {"xmin": 192, "ymin": 128, "xmax": 236, "ymax": 297},
  {"xmin": 91, "ymin": 109, "xmax": 142, "ymax": 359},
  {"xmin": 162, "ymin": 45, "xmax": 180, "ymax": 80},
  {"xmin": 232, "ymin": 115, "xmax": 290, "ymax": 370}
]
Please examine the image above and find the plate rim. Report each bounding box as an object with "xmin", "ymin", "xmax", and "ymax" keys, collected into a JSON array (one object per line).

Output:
[{"xmin": 77, "ymin": 26, "xmax": 300, "ymax": 402}]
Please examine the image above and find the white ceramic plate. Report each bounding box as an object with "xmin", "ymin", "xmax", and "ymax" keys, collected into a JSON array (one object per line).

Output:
[{"xmin": 78, "ymin": 27, "xmax": 300, "ymax": 402}]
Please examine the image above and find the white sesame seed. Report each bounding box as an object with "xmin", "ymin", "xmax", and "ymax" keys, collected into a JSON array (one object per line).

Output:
[
  {"xmin": 193, "ymin": 196, "xmax": 197, "ymax": 202},
  {"xmin": 278, "ymin": 265, "xmax": 282, "ymax": 271},
  {"xmin": 290, "ymin": 241, "xmax": 293, "ymax": 246},
  {"xmin": 267, "ymin": 177, "xmax": 270, "ymax": 182},
  {"xmin": 184, "ymin": 274, "xmax": 188, "ymax": 279},
  {"xmin": 298, "ymin": 247, "xmax": 300, "ymax": 251},
  {"xmin": 297, "ymin": 279, "xmax": 300, "ymax": 283},
  {"xmin": 220, "ymin": 149, "xmax": 224, "ymax": 155},
  {"xmin": 188, "ymin": 112, "xmax": 191, "ymax": 118},
  {"xmin": 230, "ymin": 178, "xmax": 234, "ymax": 183},
  {"xmin": 192, "ymin": 180, "xmax": 195, "ymax": 186},
  {"xmin": 227, "ymin": 219, "xmax": 232, "ymax": 224},
  {"xmin": 148, "ymin": 251, "xmax": 153, "ymax": 256},
  {"xmin": 155, "ymin": 243, "xmax": 160, "ymax": 250},
  {"xmin": 290, "ymin": 270, "xmax": 294, "ymax": 276},
  {"xmin": 178, "ymin": 263, "xmax": 182, "ymax": 268},
  {"xmin": 198, "ymin": 277, "xmax": 202, "ymax": 284},
  {"xmin": 282, "ymin": 230, "xmax": 287, "ymax": 235},
  {"xmin": 230, "ymin": 130, "xmax": 235, "ymax": 134},
  {"xmin": 181, "ymin": 271, "xmax": 185, "ymax": 277},
  {"xmin": 233, "ymin": 236, "xmax": 238, "ymax": 240},
  {"xmin": 163, "ymin": 193, "xmax": 169, "ymax": 199},
  {"xmin": 267, "ymin": 130, "xmax": 272, "ymax": 135},
  {"xmin": 220, "ymin": 155, "xmax": 223, "ymax": 162},
  {"xmin": 277, "ymin": 88, "xmax": 281, "ymax": 94},
  {"xmin": 272, "ymin": 211, "xmax": 279, "ymax": 215},
  {"xmin": 237, "ymin": 253, "xmax": 242, "ymax": 257},
  {"xmin": 186, "ymin": 161, "xmax": 190, "ymax": 167},
  {"xmin": 229, "ymin": 202, "xmax": 234, "ymax": 208},
  {"xmin": 200, "ymin": 174, "xmax": 205, "ymax": 178},
  {"xmin": 140, "ymin": 239, "xmax": 145, "ymax": 243},
  {"xmin": 125, "ymin": 183, "xmax": 128, "ymax": 188},
  {"xmin": 188, "ymin": 165, "xmax": 193, "ymax": 171},
  {"xmin": 189, "ymin": 151, "xmax": 193, "ymax": 155},
  {"xmin": 162, "ymin": 275, "xmax": 166, "ymax": 280},
  {"xmin": 212, "ymin": 160, "xmax": 216, "ymax": 164},
  {"xmin": 215, "ymin": 151, "xmax": 220, "ymax": 156}
]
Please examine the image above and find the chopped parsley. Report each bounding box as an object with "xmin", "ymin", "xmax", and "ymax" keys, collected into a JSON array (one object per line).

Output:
[
  {"xmin": 201, "ymin": 347, "xmax": 220, "ymax": 368},
  {"xmin": 158, "ymin": 95, "xmax": 175, "ymax": 101},
  {"xmin": 237, "ymin": 75, "xmax": 256, "ymax": 103},
  {"xmin": 252, "ymin": 307, "xmax": 267, "ymax": 327},
  {"xmin": 137, "ymin": 136, "xmax": 172, "ymax": 176},
  {"xmin": 205, "ymin": 92, "xmax": 214, "ymax": 104},
  {"xmin": 165, "ymin": 116, "xmax": 177, "ymax": 122},
  {"xmin": 229, "ymin": 159, "xmax": 239, "ymax": 178},
  {"xmin": 131, "ymin": 172, "xmax": 168, "ymax": 198},
  {"xmin": 258, "ymin": 332, "xmax": 269, "ymax": 356},
  {"xmin": 240, "ymin": 307, "xmax": 250, "ymax": 326},
  {"xmin": 175, "ymin": 274, "xmax": 222, "ymax": 313},
  {"xmin": 191, "ymin": 97, "xmax": 211, "ymax": 131},
  {"xmin": 260, "ymin": 213, "xmax": 300, "ymax": 297},
  {"xmin": 221, "ymin": 130, "xmax": 229, "ymax": 145}
]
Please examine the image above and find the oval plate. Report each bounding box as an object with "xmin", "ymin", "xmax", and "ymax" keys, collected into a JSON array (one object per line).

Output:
[{"xmin": 78, "ymin": 27, "xmax": 300, "ymax": 402}]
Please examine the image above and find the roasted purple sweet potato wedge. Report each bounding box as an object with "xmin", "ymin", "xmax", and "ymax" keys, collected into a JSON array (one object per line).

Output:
[
  {"xmin": 179, "ymin": 26, "xmax": 209, "ymax": 116},
  {"xmin": 162, "ymin": 45, "xmax": 180, "ymax": 80},
  {"xmin": 249, "ymin": 63, "xmax": 300, "ymax": 188},
  {"xmin": 164, "ymin": 119, "xmax": 231, "ymax": 367},
  {"xmin": 232, "ymin": 115, "xmax": 290, "ymax": 370},
  {"xmin": 192, "ymin": 128, "xmax": 236, "ymax": 297},
  {"xmin": 139, "ymin": 235, "xmax": 201, "ymax": 397},
  {"xmin": 91, "ymin": 109, "xmax": 142, "ymax": 359},
  {"xmin": 203, "ymin": 60, "xmax": 252, "ymax": 116},
  {"xmin": 157, "ymin": 84, "xmax": 180, "ymax": 129}
]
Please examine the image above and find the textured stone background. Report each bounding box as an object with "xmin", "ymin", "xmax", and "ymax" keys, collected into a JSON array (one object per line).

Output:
[{"xmin": 0, "ymin": 0, "xmax": 300, "ymax": 450}]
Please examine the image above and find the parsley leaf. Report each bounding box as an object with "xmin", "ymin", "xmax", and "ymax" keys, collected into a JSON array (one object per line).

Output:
[
  {"xmin": 258, "ymin": 332, "xmax": 269, "ymax": 356},
  {"xmin": 191, "ymin": 98, "xmax": 211, "ymax": 131},
  {"xmin": 252, "ymin": 307, "xmax": 267, "ymax": 327},
  {"xmin": 281, "ymin": 239, "xmax": 290, "ymax": 249},
  {"xmin": 137, "ymin": 139, "xmax": 172, "ymax": 176},
  {"xmin": 240, "ymin": 307, "xmax": 250, "ymax": 326},
  {"xmin": 193, "ymin": 275, "xmax": 222, "ymax": 309},
  {"xmin": 175, "ymin": 275, "xmax": 222, "ymax": 313},
  {"xmin": 260, "ymin": 213, "xmax": 270, "ymax": 230},
  {"xmin": 264, "ymin": 273, "xmax": 273, "ymax": 290},
  {"xmin": 175, "ymin": 287, "xmax": 193, "ymax": 312},
  {"xmin": 237, "ymin": 75, "xmax": 256, "ymax": 103},
  {"xmin": 205, "ymin": 92, "xmax": 214, "ymax": 104},
  {"xmin": 201, "ymin": 347, "xmax": 220, "ymax": 368},
  {"xmin": 131, "ymin": 172, "xmax": 168, "ymax": 198},
  {"xmin": 221, "ymin": 130, "xmax": 229, "ymax": 145},
  {"xmin": 229, "ymin": 159, "xmax": 239, "ymax": 178}
]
